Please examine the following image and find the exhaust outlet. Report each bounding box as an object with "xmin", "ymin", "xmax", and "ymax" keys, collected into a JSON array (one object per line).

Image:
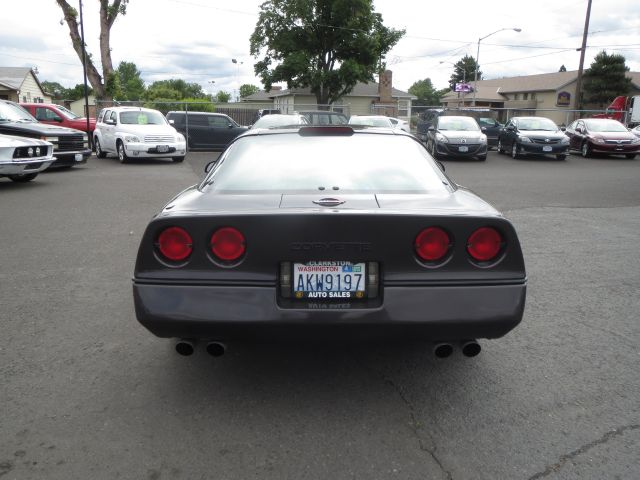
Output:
[
  {"xmin": 206, "ymin": 341, "xmax": 226, "ymax": 357},
  {"xmin": 175, "ymin": 339, "xmax": 196, "ymax": 356},
  {"xmin": 461, "ymin": 340, "xmax": 481, "ymax": 357},
  {"xmin": 433, "ymin": 342, "xmax": 454, "ymax": 359}
]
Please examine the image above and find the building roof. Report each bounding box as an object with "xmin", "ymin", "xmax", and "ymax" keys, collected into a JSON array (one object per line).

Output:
[
  {"xmin": 0, "ymin": 67, "xmax": 36, "ymax": 91},
  {"xmin": 246, "ymin": 81, "xmax": 416, "ymax": 101},
  {"xmin": 442, "ymin": 70, "xmax": 640, "ymax": 102}
]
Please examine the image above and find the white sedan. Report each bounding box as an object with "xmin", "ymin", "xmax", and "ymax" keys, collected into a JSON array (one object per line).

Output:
[
  {"xmin": 388, "ymin": 117, "xmax": 411, "ymax": 133},
  {"xmin": 0, "ymin": 134, "xmax": 54, "ymax": 182},
  {"xmin": 348, "ymin": 115, "xmax": 394, "ymax": 128}
]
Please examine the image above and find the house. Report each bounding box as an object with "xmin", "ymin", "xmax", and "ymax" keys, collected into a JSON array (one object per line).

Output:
[
  {"xmin": 441, "ymin": 70, "xmax": 640, "ymax": 125},
  {"xmin": 69, "ymin": 94, "xmax": 97, "ymax": 118},
  {"xmin": 0, "ymin": 67, "xmax": 51, "ymax": 103},
  {"xmin": 242, "ymin": 71, "xmax": 416, "ymax": 121}
]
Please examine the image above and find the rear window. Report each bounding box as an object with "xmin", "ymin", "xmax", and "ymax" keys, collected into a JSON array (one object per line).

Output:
[{"xmin": 203, "ymin": 133, "xmax": 448, "ymax": 194}]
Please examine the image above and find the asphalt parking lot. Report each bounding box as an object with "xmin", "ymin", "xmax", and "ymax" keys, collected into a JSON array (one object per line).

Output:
[{"xmin": 1, "ymin": 149, "xmax": 639, "ymax": 479}]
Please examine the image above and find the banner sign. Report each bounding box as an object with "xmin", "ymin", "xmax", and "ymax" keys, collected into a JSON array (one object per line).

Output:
[{"xmin": 455, "ymin": 83, "xmax": 474, "ymax": 93}]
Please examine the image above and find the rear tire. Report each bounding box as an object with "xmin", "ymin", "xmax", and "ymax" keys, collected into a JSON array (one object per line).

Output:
[
  {"xmin": 172, "ymin": 156, "xmax": 185, "ymax": 163},
  {"xmin": 581, "ymin": 142, "xmax": 591, "ymax": 158},
  {"xmin": 556, "ymin": 154, "xmax": 567, "ymax": 160},
  {"xmin": 497, "ymin": 139, "xmax": 505, "ymax": 154},
  {"xmin": 95, "ymin": 138, "xmax": 107, "ymax": 158},
  {"xmin": 117, "ymin": 140, "xmax": 129, "ymax": 164},
  {"xmin": 9, "ymin": 173, "xmax": 38, "ymax": 182},
  {"xmin": 625, "ymin": 154, "xmax": 636, "ymax": 159},
  {"xmin": 511, "ymin": 143, "xmax": 520, "ymax": 159}
]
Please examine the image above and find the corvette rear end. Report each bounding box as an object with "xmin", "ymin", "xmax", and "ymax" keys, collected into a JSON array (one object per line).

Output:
[{"xmin": 133, "ymin": 127, "xmax": 527, "ymax": 356}]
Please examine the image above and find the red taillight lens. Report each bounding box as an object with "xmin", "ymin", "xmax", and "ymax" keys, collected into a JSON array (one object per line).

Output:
[
  {"xmin": 210, "ymin": 227, "xmax": 245, "ymax": 261},
  {"xmin": 467, "ymin": 227, "xmax": 503, "ymax": 261},
  {"xmin": 157, "ymin": 226, "xmax": 193, "ymax": 261},
  {"xmin": 415, "ymin": 227, "xmax": 450, "ymax": 262}
]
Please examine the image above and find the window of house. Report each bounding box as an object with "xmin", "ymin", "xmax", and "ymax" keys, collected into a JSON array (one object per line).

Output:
[
  {"xmin": 398, "ymin": 100, "xmax": 409, "ymax": 117},
  {"xmin": 514, "ymin": 94, "xmax": 519, "ymax": 100},
  {"xmin": 531, "ymin": 93, "xmax": 536, "ymax": 100},
  {"xmin": 523, "ymin": 93, "xmax": 528, "ymax": 100}
]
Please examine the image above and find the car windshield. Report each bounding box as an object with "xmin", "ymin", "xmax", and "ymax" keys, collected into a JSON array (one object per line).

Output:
[
  {"xmin": 438, "ymin": 117, "xmax": 480, "ymax": 131},
  {"xmin": 56, "ymin": 105, "xmax": 80, "ymax": 119},
  {"xmin": 0, "ymin": 102, "xmax": 37, "ymax": 122},
  {"xmin": 204, "ymin": 133, "xmax": 448, "ymax": 194},
  {"xmin": 584, "ymin": 119, "xmax": 628, "ymax": 132},
  {"xmin": 349, "ymin": 117, "xmax": 391, "ymax": 127},
  {"xmin": 252, "ymin": 115, "xmax": 308, "ymax": 128},
  {"xmin": 517, "ymin": 118, "xmax": 558, "ymax": 131},
  {"xmin": 119, "ymin": 110, "xmax": 167, "ymax": 125}
]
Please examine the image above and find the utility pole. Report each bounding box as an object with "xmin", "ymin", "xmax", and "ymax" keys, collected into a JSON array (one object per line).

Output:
[
  {"xmin": 574, "ymin": 0, "xmax": 592, "ymax": 112},
  {"xmin": 79, "ymin": 0, "xmax": 91, "ymax": 148}
]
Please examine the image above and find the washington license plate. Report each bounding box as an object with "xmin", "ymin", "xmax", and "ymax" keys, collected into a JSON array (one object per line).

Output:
[
  {"xmin": 543, "ymin": 146, "xmax": 552, "ymax": 152},
  {"xmin": 293, "ymin": 261, "xmax": 366, "ymax": 299},
  {"xmin": 157, "ymin": 145, "xmax": 169, "ymax": 153},
  {"xmin": 458, "ymin": 146, "xmax": 469, "ymax": 152}
]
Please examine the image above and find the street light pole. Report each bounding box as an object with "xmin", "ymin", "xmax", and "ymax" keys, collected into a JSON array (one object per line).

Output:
[
  {"xmin": 472, "ymin": 27, "xmax": 521, "ymax": 106},
  {"xmin": 79, "ymin": 0, "xmax": 91, "ymax": 148}
]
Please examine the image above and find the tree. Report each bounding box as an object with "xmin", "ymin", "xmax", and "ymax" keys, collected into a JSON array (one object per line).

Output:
[
  {"xmin": 582, "ymin": 51, "xmax": 632, "ymax": 107},
  {"xmin": 408, "ymin": 78, "xmax": 442, "ymax": 106},
  {"xmin": 250, "ymin": 0, "xmax": 404, "ymax": 107},
  {"xmin": 116, "ymin": 61, "xmax": 146, "ymax": 100},
  {"xmin": 144, "ymin": 79, "xmax": 206, "ymax": 101},
  {"xmin": 41, "ymin": 81, "xmax": 69, "ymax": 99},
  {"xmin": 55, "ymin": 0, "xmax": 129, "ymax": 99},
  {"xmin": 448, "ymin": 55, "xmax": 479, "ymax": 91},
  {"xmin": 215, "ymin": 91, "xmax": 232, "ymax": 103},
  {"xmin": 68, "ymin": 83, "xmax": 94, "ymax": 101},
  {"xmin": 239, "ymin": 84, "xmax": 260, "ymax": 98}
]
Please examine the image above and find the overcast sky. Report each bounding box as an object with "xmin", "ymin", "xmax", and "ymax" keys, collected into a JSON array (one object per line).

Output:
[{"xmin": 2, "ymin": 0, "xmax": 638, "ymax": 98}]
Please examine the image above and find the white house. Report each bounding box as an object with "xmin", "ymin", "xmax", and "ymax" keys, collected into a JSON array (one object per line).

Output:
[{"xmin": 0, "ymin": 67, "xmax": 51, "ymax": 103}]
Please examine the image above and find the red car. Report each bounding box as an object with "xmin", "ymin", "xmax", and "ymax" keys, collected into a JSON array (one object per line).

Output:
[
  {"xmin": 20, "ymin": 103, "xmax": 96, "ymax": 134},
  {"xmin": 565, "ymin": 118, "xmax": 640, "ymax": 159}
]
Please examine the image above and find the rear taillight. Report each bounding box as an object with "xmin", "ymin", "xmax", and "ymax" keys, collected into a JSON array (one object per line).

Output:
[
  {"xmin": 415, "ymin": 227, "xmax": 450, "ymax": 262},
  {"xmin": 467, "ymin": 227, "xmax": 503, "ymax": 261},
  {"xmin": 210, "ymin": 227, "xmax": 245, "ymax": 261},
  {"xmin": 157, "ymin": 227, "xmax": 193, "ymax": 261}
]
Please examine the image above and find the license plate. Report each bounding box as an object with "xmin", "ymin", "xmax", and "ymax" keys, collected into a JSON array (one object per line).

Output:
[
  {"xmin": 543, "ymin": 146, "xmax": 552, "ymax": 152},
  {"xmin": 458, "ymin": 146, "xmax": 469, "ymax": 152},
  {"xmin": 157, "ymin": 145, "xmax": 169, "ymax": 153},
  {"xmin": 293, "ymin": 261, "xmax": 366, "ymax": 299},
  {"xmin": 75, "ymin": 153, "xmax": 83, "ymax": 161}
]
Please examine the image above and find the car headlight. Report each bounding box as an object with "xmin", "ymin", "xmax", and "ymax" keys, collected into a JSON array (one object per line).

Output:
[
  {"xmin": 519, "ymin": 136, "xmax": 532, "ymax": 143},
  {"xmin": 592, "ymin": 137, "xmax": 605, "ymax": 144},
  {"xmin": 560, "ymin": 136, "xmax": 570, "ymax": 144},
  {"xmin": 435, "ymin": 133, "xmax": 448, "ymax": 143},
  {"xmin": 124, "ymin": 135, "xmax": 140, "ymax": 143},
  {"xmin": 479, "ymin": 134, "xmax": 487, "ymax": 144},
  {"xmin": 176, "ymin": 133, "xmax": 185, "ymax": 142}
]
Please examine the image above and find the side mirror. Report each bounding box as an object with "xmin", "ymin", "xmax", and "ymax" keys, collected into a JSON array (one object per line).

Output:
[
  {"xmin": 227, "ymin": 123, "xmax": 233, "ymax": 128},
  {"xmin": 560, "ymin": 126, "xmax": 566, "ymax": 132},
  {"xmin": 204, "ymin": 160, "xmax": 217, "ymax": 173},
  {"xmin": 481, "ymin": 126, "xmax": 487, "ymax": 131},
  {"xmin": 575, "ymin": 127, "xmax": 583, "ymax": 133}
]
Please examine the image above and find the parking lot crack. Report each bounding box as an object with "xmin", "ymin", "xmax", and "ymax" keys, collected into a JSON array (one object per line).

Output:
[{"xmin": 527, "ymin": 424, "xmax": 640, "ymax": 480}]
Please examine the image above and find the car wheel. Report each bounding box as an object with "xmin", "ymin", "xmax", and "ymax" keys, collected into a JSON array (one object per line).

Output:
[
  {"xmin": 497, "ymin": 139, "xmax": 505, "ymax": 154},
  {"xmin": 95, "ymin": 138, "xmax": 107, "ymax": 158},
  {"xmin": 117, "ymin": 140, "xmax": 129, "ymax": 164},
  {"xmin": 511, "ymin": 143, "xmax": 520, "ymax": 159},
  {"xmin": 556, "ymin": 154, "xmax": 567, "ymax": 160},
  {"xmin": 8, "ymin": 173, "xmax": 38, "ymax": 182},
  {"xmin": 625, "ymin": 154, "xmax": 636, "ymax": 159},
  {"xmin": 172, "ymin": 156, "xmax": 185, "ymax": 163},
  {"xmin": 581, "ymin": 142, "xmax": 591, "ymax": 158}
]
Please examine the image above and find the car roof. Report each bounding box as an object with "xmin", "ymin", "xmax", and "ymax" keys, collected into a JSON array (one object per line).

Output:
[{"xmin": 166, "ymin": 111, "xmax": 227, "ymax": 116}]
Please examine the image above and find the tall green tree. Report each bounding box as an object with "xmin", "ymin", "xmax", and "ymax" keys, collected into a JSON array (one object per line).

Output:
[
  {"xmin": 250, "ymin": 0, "xmax": 404, "ymax": 106},
  {"xmin": 55, "ymin": 0, "xmax": 129, "ymax": 99},
  {"xmin": 408, "ymin": 78, "xmax": 442, "ymax": 106},
  {"xmin": 41, "ymin": 81, "xmax": 69, "ymax": 99},
  {"xmin": 582, "ymin": 51, "xmax": 632, "ymax": 107},
  {"xmin": 448, "ymin": 55, "xmax": 479, "ymax": 91},
  {"xmin": 239, "ymin": 84, "xmax": 260, "ymax": 98},
  {"xmin": 116, "ymin": 61, "xmax": 146, "ymax": 100}
]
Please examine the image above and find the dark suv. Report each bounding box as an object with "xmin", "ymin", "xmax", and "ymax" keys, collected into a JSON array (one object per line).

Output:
[
  {"xmin": 166, "ymin": 111, "xmax": 248, "ymax": 150},
  {"xmin": 0, "ymin": 99, "xmax": 91, "ymax": 168}
]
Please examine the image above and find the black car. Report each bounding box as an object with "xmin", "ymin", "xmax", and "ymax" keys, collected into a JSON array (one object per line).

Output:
[
  {"xmin": 132, "ymin": 126, "xmax": 527, "ymax": 359},
  {"xmin": 0, "ymin": 99, "xmax": 91, "ymax": 168},
  {"xmin": 426, "ymin": 116, "xmax": 488, "ymax": 161},
  {"xmin": 498, "ymin": 116, "xmax": 570, "ymax": 160},
  {"xmin": 165, "ymin": 111, "xmax": 248, "ymax": 150},
  {"xmin": 299, "ymin": 110, "xmax": 349, "ymax": 125}
]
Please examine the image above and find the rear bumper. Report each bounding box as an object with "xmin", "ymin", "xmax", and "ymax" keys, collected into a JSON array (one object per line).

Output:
[{"xmin": 133, "ymin": 282, "xmax": 526, "ymax": 341}]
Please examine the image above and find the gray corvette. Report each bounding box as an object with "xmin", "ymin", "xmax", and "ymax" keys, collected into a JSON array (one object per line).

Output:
[{"xmin": 133, "ymin": 126, "xmax": 527, "ymax": 358}]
